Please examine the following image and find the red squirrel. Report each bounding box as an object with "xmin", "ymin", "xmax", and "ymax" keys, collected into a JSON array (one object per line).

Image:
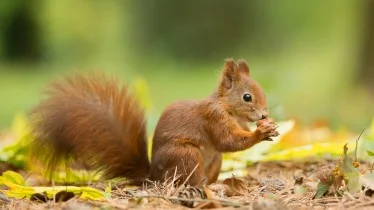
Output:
[{"xmin": 30, "ymin": 59, "xmax": 279, "ymax": 186}]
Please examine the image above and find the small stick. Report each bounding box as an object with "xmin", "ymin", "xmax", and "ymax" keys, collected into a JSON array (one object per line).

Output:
[
  {"xmin": 166, "ymin": 170, "xmax": 182, "ymax": 196},
  {"xmin": 52, "ymin": 180, "xmax": 56, "ymax": 205},
  {"xmin": 355, "ymin": 128, "xmax": 367, "ymax": 162},
  {"xmin": 172, "ymin": 164, "xmax": 199, "ymax": 196},
  {"xmin": 130, "ymin": 193, "xmax": 245, "ymax": 207},
  {"xmin": 353, "ymin": 200, "xmax": 374, "ymax": 208}
]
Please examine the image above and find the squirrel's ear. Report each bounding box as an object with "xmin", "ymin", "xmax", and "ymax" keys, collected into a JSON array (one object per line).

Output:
[
  {"xmin": 220, "ymin": 58, "xmax": 240, "ymax": 90},
  {"xmin": 237, "ymin": 59, "xmax": 250, "ymax": 76}
]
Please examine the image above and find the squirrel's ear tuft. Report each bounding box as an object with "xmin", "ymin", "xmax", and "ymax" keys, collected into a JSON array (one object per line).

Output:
[
  {"xmin": 220, "ymin": 58, "xmax": 239, "ymax": 90},
  {"xmin": 237, "ymin": 59, "xmax": 250, "ymax": 76}
]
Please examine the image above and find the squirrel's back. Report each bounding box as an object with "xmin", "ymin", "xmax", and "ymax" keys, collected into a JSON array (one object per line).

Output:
[{"xmin": 30, "ymin": 75, "xmax": 150, "ymax": 180}]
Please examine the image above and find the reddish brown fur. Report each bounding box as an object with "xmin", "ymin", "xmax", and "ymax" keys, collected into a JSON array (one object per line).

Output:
[
  {"xmin": 30, "ymin": 75, "xmax": 149, "ymax": 181},
  {"xmin": 30, "ymin": 59, "xmax": 278, "ymax": 186},
  {"xmin": 150, "ymin": 58, "xmax": 278, "ymax": 186}
]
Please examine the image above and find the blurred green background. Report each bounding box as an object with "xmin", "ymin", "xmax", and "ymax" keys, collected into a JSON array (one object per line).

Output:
[{"xmin": 0, "ymin": 0, "xmax": 373, "ymax": 131}]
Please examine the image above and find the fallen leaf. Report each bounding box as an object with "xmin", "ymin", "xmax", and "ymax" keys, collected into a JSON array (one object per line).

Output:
[
  {"xmin": 263, "ymin": 142, "xmax": 355, "ymax": 162},
  {"xmin": 55, "ymin": 191, "xmax": 76, "ymax": 202},
  {"xmin": 294, "ymin": 185, "xmax": 306, "ymax": 196},
  {"xmin": 315, "ymin": 165, "xmax": 334, "ymax": 186},
  {"xmin": 0, "ymin": 170, "xmax": 107, "ymax": 201},
  {"xmin": 341, "ymin": 150, "xmax": 361, "ymax": 194},
  {"xmin": 194, "ymin": 201, "xmax": 222, "ymax": 209},
  {"xmin": 79, "ymin": 186, "xmax": 108, "ymax": 200},
  {"xmin": 314, "ymin": 182, "xmax": 329, "ymax": 199},
  {"xmin": 30, "ymin": 192, "xmax": 48, "ymax": 202},
  {"xmin": 359, "ymin": 173, "xmax": 374, "ymax": 191},
  {"xmin": 367, "ymin": 150, "xmax": 374, "ymax": 156},
  {"xmin": 222, "ymin": 177, "xmax": 247, "ymax": 196},
  {"xmin": 270, "ymin": 120, "xmax": 352, "ymax": 152},
  {"xmin": 1, "ymin": 170, "xmax": 25, "ymax": 187}
]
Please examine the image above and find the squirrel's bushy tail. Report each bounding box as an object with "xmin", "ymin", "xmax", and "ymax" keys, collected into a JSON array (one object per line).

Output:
[{"xmin": 29, "ymin": 74, "xmax": 150, "ymax": 181}]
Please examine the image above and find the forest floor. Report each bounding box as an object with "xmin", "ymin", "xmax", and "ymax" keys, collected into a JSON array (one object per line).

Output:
[{"xmin": 3, "ymin": 159, "xmax": 374, "ymax": 210}]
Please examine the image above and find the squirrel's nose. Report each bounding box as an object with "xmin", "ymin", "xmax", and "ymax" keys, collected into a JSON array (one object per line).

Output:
[{"xmin": 261, "ymin": 109, "xmax": 269, "ymax": 119}]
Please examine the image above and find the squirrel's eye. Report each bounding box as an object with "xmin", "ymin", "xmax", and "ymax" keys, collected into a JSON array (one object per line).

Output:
[{"xmin": 243, "ymin": 93, "xmax": 252, "ymax": 102}]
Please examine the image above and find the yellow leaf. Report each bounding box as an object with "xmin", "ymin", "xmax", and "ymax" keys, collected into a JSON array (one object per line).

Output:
[
  {"xmin": 264, "ymin": 142, "xmax": 356, "ymax": 162},
  {"xmin": 367, "ymin": 118, "xmax": 374, "ymax": 140},
  {"xmin": 6, "ymin": 185, "xmax": 36, "ymax": 199},
  {"xmin": 0, "ymin": 171, "xmax": 107, "ymax": 201},
  {"xmin": 1, "ymin": 171, "xmax": 25, "ymax": 187},
  {"xmin": 270, "ymin": 119, "xmax": 353, "ymax": 152},
  {"xmin": 131, "ymin": 77, "xmax": 152, "ymax": 112},
  {"xmin": 11, "ymin": 113, "xmax": 31, "ymax": 139},
  {"xmin": 80, "ymin": 187, "xmax": 108, "ymax": 200}
]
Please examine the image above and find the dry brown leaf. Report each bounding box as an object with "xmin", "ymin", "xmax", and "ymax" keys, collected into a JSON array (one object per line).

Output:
[
  {"xmin": 194, "ymin": 201, "xmax": 223, "ymax": 209},
  {"xmin": 222, "ymin": 177, "xmax": 248, "ymax": 196}
]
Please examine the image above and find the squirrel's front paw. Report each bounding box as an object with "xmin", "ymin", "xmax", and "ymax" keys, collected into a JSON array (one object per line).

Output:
[
  {"xmin": 255, "ymin": 119, "xmax": 279, "ymax": 141},
  {"xmin": 256, "ymin": 118, "xmax": 275, "ymax": 127}
]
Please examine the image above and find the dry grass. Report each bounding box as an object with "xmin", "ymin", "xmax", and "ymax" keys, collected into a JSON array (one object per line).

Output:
[{"xmin": 2, "ymin": 160, "xmax": 374, "ymax": 210}]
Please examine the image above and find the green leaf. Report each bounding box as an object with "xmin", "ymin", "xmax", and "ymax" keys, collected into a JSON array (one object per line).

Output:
[
  {"xmin": 341, "ymin": 155, "xmax": 360, "ymax": 193},
  {"xmin": 314, "ymin": 181, "xmax": 329, "ymax": 199},
  {"xmin": 0, "ymin": 113, "xmax": 34, "ymax": 169},
  {"xmin": 367, "ymin": 150, "xmax": 374, "ymax": 156}
]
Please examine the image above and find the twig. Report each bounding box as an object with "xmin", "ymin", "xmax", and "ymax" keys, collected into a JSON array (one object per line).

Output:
[
  {"xmin": 52, "ymin": 180, "xmax": 56, "ymax": 205},
  {"xmin": 22, "ymin": 172, "xmax": 33, "ymax": 185},
  {"xmin": 165, "ymin": 167, "xmax": 181, "ymax": 196},
  {"xmin": 249, "ymin": 185, "xmax": 267, "ymax": 210},
  {"xmin": 107, "ymin": 202, "xmax": 128, "ymax": 210},
  {"xmin": 275, "ymin": 185, "xmax": 292, "ymax": 196},
  {"xmin": 343, "ymin": 191, "xmax": 356, "ymax": 201},
  {"xmin": 172, "ymin": 164, "xmax": 199, "ymax": 196},
  {"xmin": 168, "ymin": 167, "xmax": 178, "ymax": 190},
  {"xmin": 0, "ymin": 194, "xmax": 10, "ymax": 204},
  {"xmin": 315, "ymin": 197, "xmax": 340, "ymax": 204},
  {"xmin": 251, "ymin": 185, "xmax": 267, "ymax": 202},
  {"xmin": 352, "ymin": 200, "xmax": 374, "ymax": 208},
  {"xmin": 359, "ymin": 186, "xmax": 369, "ymax": 201},
  {"xmin": 113, "ymin": 185, "xmax": 128, "ymax": 198},
  {"xmin": 129, "ymin": 193, "xmax": 246, "ymax": 207},
  {"xmin": 355, "ymin": 128, "xmax": 367, "ymax": 161},
  {"xmin": 255, "ymin": 163, "xmax": 262, "ymax": 183}
]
